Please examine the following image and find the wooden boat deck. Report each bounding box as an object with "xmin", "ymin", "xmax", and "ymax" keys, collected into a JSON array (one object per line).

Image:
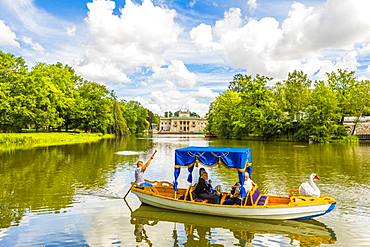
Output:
[{"xmin": 131, "ymin": 181, "xmax": 334, "ymax": 208}]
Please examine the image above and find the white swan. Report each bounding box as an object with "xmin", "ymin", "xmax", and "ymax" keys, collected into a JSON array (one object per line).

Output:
[{"xmin": 299, "ymin": 173, "xmax": 321, "ymax": 197}]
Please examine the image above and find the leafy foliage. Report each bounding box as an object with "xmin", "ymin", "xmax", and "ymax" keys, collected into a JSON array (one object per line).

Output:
[
  {"xmin": 207, "ymin": 70, "xmax": 370, "ymax": 143},
  {"xmin": 0, "ymin": 51, "xmax": 157, "ymax": 135}
]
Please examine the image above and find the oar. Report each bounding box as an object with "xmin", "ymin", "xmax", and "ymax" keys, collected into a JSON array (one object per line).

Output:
[
  {"xmin": 123, "ymin": 184, "xmax": 133, "ymax": 213},
  {"xmin": 123, "ymin": 185, "xmax": 132, "ymax": 201}
]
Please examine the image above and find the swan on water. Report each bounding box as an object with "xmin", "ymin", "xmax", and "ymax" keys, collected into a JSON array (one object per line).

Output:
[{"xmin": 299, "ymin": 173, "xmax": 321, "ymax": 197}]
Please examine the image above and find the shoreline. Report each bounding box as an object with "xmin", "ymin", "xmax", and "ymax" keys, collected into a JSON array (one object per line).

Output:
[{"xmin": 0, "ymin": 132, "xmax": 115, "ymax": 151}]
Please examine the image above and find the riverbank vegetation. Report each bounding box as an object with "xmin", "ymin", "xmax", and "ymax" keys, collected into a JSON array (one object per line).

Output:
[
  {"xmin": 0, "ymin": 132, "xmax": 114, "ymax": 147},
  {"xmin": 207, "ymin": 70, "xmax": 370, "ymax": 143},
  {"xmin": 0, "ymin": 51, "xmax": 159, "ymax": 136}
]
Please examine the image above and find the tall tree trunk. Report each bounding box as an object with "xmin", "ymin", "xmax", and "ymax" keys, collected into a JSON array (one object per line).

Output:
[{"xmin": 351, "ymin": 115, "xmax": 361, "ymax": 136}]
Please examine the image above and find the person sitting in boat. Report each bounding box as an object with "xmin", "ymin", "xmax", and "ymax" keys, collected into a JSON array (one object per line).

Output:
[
  {"xmin": 194, "ymin": 169, "xmax": 220, "ymax": 204},
  {"xmin": 244, "ymin": 173, "xmax": 255, "ymax": 192},
  {"xmin": 224, "ymin": 173, "xmax": 255, "ymax": 205},
  {"xmin": 224, "ymin": 182, "xmax": 242, "ymax": 205},
  {"xmin": 135, "ymin": 150, "xmax": 157, "ymax": 187}
]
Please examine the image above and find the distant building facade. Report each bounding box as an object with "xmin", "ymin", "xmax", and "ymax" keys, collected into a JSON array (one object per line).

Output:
[{"xmin": 159, "ymin": 110, "xmax": 207, "ymax": 133}]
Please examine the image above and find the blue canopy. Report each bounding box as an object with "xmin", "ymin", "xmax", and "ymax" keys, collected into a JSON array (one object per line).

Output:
[{"xmin": 173, "ymin": 146, "xmax": 252, "ymax": 197}]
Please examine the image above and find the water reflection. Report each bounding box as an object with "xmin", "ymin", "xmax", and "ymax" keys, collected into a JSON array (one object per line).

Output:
[
  {"xmin": 131, "ymin": 205, "xmax": 337, "ymax": 247},
  {"xmin": 0, "ymin": 138, "xmax": 152, "ymax": 229},
  {"xmin": 0, "ymin": 136, "xmax": 369, "ymax": 246}
]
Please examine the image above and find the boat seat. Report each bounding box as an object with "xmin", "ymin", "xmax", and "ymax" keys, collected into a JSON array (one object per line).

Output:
[
  {"xmin": 257, "ymin": 195, "xmax": 268, "ymax": 206},
  {"xmin": 181, "ymin": 184, "xmax": 198, "ymax": 201},
  {"xmin": 250, "ymin": 186, "xmax": 268, "ymax": 206},
  {"xmin": 220, "ymin": 193, "xmax": 228, "ymax": 205}
]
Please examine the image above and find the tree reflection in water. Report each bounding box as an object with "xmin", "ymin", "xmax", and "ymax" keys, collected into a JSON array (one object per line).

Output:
[
  {"xmin": 0, "ymin": 137, "xmax": 152, "ymax": 229},
  {"xmin": 131, "ymin": 205, "xmax": 337, "ymax": 247}
]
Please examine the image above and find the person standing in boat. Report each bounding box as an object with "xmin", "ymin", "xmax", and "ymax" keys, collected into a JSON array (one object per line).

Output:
[{"xmin": 135, "ymin": 150, "xmax": 157, "ymax": 187}]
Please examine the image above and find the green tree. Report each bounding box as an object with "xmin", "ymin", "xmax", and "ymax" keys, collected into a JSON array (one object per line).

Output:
[
  {"xmin": 297, "ymin": 81, "xmax": 343, "ymax": 142},
  {"xmin": 76, "ymin": 81, "xmax": 113, "ymax": 134},
  {"xmin": 283, "ymin": 70, "xmax": 311, "ymax": 121},
  {"xmin": 189, "ymin": 112, "xmax": 200, "ymax": 118},
  {"xmin": 327, "ymin": 69, "xmax": 357, "ymax": 124},
  {"xmin": 29, "ymin": 63, "xmax": 81, "ymax": 131},
  {"xmin": 347, "ymin": 80, "xmax": 370, "ymax": 135},
  {"xmin": 147, "ymin": 110, "xmax": 160, "ymax": 129},
  {"xmin": 231, "ymin": 74, "xmax": 283, "ymax": 139},
  {"xmin": 207, "ymin": 90, "xmax": 243, "ymax": 138},
  {"xmin": 0, "ymin": 51, "xmax": 29, "ymax": 132},
  {"xmin": 112, "ymin": 100, "xmax": 130, "ymax": 136},
  {"xmin": 123, "ymin": 101, "xmax": 150, "ymax": 135}
]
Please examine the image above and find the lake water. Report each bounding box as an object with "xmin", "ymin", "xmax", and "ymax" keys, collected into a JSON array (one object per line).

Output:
[{"xmin": 0, "ymin": 137, "xmax": 369, "ymax": 246}]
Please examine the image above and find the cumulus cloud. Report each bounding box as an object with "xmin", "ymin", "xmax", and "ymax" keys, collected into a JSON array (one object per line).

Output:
[
  {"xmin": 76, "ymin": 59, "xmax": 130, "ymax": 84},
  {"xmin": 127, "ymin": 60, "xmax": 218, "ymax": 115},
  {"xmin": 276, "ymin": 1, "xmax": 370, "ymax": 56},
  {"xmin": 247, "ymin": 0, "xmax": 257, "ymax": 11},
  {"xmin": 190, "ymin": 0, "xmax": 370, "ymax": 79},
  {"xmin": 0, "ymin": 20, "xmax": 19, "ymax": 47},
  {"xmin": 150, "ymin": 60, "xmax": 197, "ymax": 88},
  {"xmin": 21, "ymin": 36, "xmax": 44, "ymax": 52},
  {"xmin": 132, "ymin": 86, "xmax": 211, "ymax": 116},
  {"xmin": 76, "ymin": 0, "xmax": 182, "ymax": 83},
  {"xmin": 190, "ymin": 23, "xmax": 221, "ymax": 50},
  {"xmin": 193, "ymin": 87, "xmax": 218, "ymax": 99}
]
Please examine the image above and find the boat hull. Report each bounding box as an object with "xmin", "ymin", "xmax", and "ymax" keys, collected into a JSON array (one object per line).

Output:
[{"xmin": 132, "ymin": 190, "xmax": 336, "ymax": 220}]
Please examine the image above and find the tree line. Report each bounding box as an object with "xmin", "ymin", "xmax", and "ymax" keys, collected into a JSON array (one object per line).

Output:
[
  {"xmin": 207, "ymin": 70, "xmax": 370, "ymax": 142},
  {"xmin": 0, "ymin": 51, "xmax": 159, "ymax": 135},
  {"xmin": 164, "ymin": 110, "xmax": 200, "ymax": 118}
]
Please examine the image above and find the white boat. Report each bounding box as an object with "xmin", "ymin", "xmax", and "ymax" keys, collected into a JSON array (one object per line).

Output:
[{"xmin": 131, "ymin": 146, "xmax": 336, "ymax": 220}]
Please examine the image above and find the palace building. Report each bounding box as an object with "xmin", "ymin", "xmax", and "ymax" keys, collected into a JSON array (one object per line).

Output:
[{"xmin": 159, "ymin": 110, "xmax": 207, "ymax": 134}]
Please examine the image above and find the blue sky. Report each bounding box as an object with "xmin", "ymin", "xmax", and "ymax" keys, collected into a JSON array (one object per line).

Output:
[{"xmin": 0, "ymin": 0, "xmax": 369, "ymax": 115}]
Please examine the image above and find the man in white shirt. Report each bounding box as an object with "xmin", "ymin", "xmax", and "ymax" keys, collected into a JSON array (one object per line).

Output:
[
  {"xmin": 243, "ymin": 173, "xmax": 255, "ymax": 192},
  {"xmin": 135, "ymin": 150, "xmax": 157, "ymax": 186},
  {"xmin": 224, "ymin": 173, "xmax": 255, "ymax": 205}
]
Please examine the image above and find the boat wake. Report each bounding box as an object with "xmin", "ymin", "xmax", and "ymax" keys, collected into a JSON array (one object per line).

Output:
[
  {"xmin": 115, "ymin": 151, "xmax": 144, "ymax": 156},
  {"xmin": 76, "ymin": 189, "xmax": 124, "ymax": 200}
]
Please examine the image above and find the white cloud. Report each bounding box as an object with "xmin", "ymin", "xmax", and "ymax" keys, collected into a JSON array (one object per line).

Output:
[
  {"xmin": 190, "ymin": 23, "xmax": 221, "ymax": 50},
  {"xmin": 3, "ymin": 0, "xmax": 369, "ymax": 116},
  {"xmin": 66, "ymin": 25, "xmax": 76, "ymax": 37},
  {"xmin": 193, "ymin": 87, "xmax": 218, "ymax": 99},
  {"xmin": 0, "ymin": 0, "xmax": 73, "ymax": 37},
  {"xmin": 77, "ymin": 0, "xmax": 182, "ymax": 79},
  {"xmin": 190, "ymin": 0, "xmax": 370, "ymax": 79},
  {"xmin": 275, "ymin": 1, "xmax": 370, "ymax": 57},
  {"xmin": 76, "ymin": 59, "xmax": 130, "ymax": 84},
  {"xmin": 131, "ymin": 86, "xmax": 210, "ymax": 116},
  {"xmin": 150, "ymin": 60, "xmax": 197, "ymax": 88},
  {"xmin": 0, "ymin": 20, "xmax": 19, "ymax": 47},
  {"xmin": 21, "ymin": 36, "xmax": 44, "ymax": 52},
  {"xmin": 247, "ymin": 0, "xmax": 257, "ymax": 11}
]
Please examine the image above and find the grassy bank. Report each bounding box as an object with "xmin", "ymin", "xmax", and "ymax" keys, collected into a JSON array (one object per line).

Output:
[{"xmin": 0, "ymin": 132, "xmax": 115, "ymax": 148}]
